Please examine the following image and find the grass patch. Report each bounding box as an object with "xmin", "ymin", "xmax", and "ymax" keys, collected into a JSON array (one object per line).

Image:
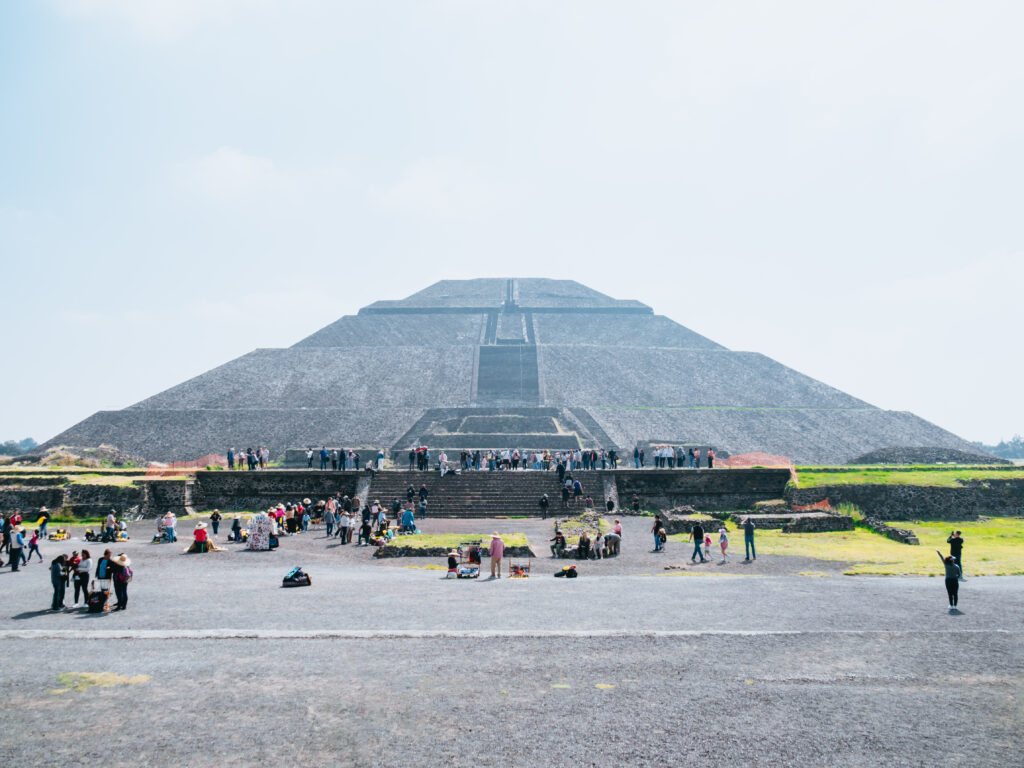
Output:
[
  {"xmin": 380, "ymin": 533, "xmax": 529, "ymax": 550},
  {"xmin": 794, "ymin": 467, "xmax": 1024, "ymax": 488},
  {"xmin": 51, "ymin": 672, "xmax": 150, "ymax": 695},
  {"xmin": 669, "ymin": 517, "xmax": 1024, "ymax": 575}
]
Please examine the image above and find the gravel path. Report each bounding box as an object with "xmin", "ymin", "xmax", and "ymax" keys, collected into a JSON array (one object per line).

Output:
[{"xmin": 1, "ymin": 517, "xmax": 1020, "ymax": 767}]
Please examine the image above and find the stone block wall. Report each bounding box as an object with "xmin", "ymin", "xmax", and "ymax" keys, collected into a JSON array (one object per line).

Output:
[
  {"xmin": 196, "ymin": 471, "xmax": 361, "ymax": 512},
  {"xmin": 786, "ymin": 479, "xmax": 1024, "ymax": 521},
  {"xmin": 616, "ymin": 469, "xmax": 791, "ymax": 512}
]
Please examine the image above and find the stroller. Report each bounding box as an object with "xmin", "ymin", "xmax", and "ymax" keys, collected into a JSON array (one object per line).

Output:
[{"xmin": 282, "ymin": 567, "xmax": 312, "ymax": 588}]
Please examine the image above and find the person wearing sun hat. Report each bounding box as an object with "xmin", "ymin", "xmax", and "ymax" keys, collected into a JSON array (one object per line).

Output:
[
  {"xmin": 109, "ymin": 553, "xmax": 132, "ymax": 611},
  {"xmin": 446, "ymin": 550, "xmax": 459, "ymax": 578},
  {"xmin": 488, "ymin": 533, "xmax": 505, "ymax": 579}
]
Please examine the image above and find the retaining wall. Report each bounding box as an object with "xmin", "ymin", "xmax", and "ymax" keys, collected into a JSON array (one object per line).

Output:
[
  {"xmin": 785, "ymin": 479, "xmax": 1024, "ymax": 521},
  {"xmin": 195, "ymin": 471, "xmax": 361, "ymax": 512}
]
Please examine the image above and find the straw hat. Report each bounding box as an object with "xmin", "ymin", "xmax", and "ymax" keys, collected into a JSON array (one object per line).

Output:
[
  {"xmin": 447, "ymin": 550, "xmax": 458, "ymax": 556},
  {"xmin": 490, "ymin": 532, "xmax": 502, "ymax": 539},
  {"xmin": 195, "ymin": 522, "xmax": 207, "ymax": 530},
  {"xmin": 14, "ymin": 524, "xmax": 24, "ymax": 533},
  {"xmin": 113, "ymin": 553, "xmax": 131, "ymax": 567},
  {"xmin": 39, "ymin": 506, "xmax": 48, "ymax": 513},
  {"xmin": 302, "ymin": 498, "xmax": 311, "ymax": 505}
]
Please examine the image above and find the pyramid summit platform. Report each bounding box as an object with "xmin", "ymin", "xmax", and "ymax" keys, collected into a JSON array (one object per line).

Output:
[{"xmin": 44, "ymin": 278, "xmax": 976, "ymax": 464}]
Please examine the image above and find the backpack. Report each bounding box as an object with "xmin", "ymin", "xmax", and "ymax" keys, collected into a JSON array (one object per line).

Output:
[{"xmin": 115, "ymin": 566, "xmax": 132, "ymax": 583}]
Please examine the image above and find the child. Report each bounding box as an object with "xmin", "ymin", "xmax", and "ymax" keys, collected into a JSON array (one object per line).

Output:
[
  {"xmin": 446, "ymin": 550, "xmax": 458, "ymax": 579},
  {"xmin": 26, "ymin": 529, "xmax": 43, "ymax": 563},
  {"xmin": 704, "ymin": 534, "xmax": 713, "ymax": 561},
  {"xmin": 592, "ymin": 532, "xmax": 605, "ymax": 560},
  {"xmin": 301, "ymin": 511, "xmax": 310, "ymax": 532},
  {"xmin": 719, "ymin": 528, "xmax": 729, "ymax": 562}
]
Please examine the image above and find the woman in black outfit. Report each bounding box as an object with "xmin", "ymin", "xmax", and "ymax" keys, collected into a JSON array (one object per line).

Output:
[{"xmin": 937, "ymin": 550, "xmax": 962, "ymax": 612}]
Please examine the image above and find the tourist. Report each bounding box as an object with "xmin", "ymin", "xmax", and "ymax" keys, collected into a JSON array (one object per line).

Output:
[
  {"xmin": 227, "ymin": 448, "xmax": 235, "ymax": 470},
  {"xmin": 209, "ymin": 510, "xmax": 222, "ymax": 536},
  {"xmin": 592, "ymin": 531, "xmax": 605, "ymax": 560},
  {"xmin": 231, "ymin": 517, "xmax": 242, "ymax": 542},
  {"xmin": 937, "ymin": 550, "xmax": 962, "ymax": 612},
  {"xmin": 302, "ymin": 509, "xmax": 310, "ymax": 532},
  {"xmin": 163, "ymin": 512, "xmax": 178, "ymax": 543},
  {"xmin": 584, "ymin": 495, "xmax": 594, "ymax": 509},
  {"xmin": 319, "ymin": 446, "xmax": 329, "ymax": 471},
  {"xmin": 694, "ymin": 448, "xmax": 702, "ymax": 468},
  {"xmin": 50, "ymin": 554, "xmax": 67, "ymax": 610},
  {"xmin": 401, "ymin": 506, "xmax": 416, "ymax": 533},
  {"xmin": 718, "ymin": 528, "xmax": 729, "ymax": 562},
  {"xmin": 331, "ymin": 449, "xmax": 339, "ymax": 471},
  {"xmin": 605, "ymin": 528, "xmax": 621, "ymax": 556},
  {"xmin": 689, "ymin": 523, "xmax": 706, "ymax": 563},
  {"xmin": 538, "ymin": 493, "xmax": 549, "ymax": 519},
  {"xmin": 416, "ymin": 497, "xmax": 426, "ymax": 518},
  {"xmin": 1, "ymin": 512, "xmax": 10, "ymax": 554},
  {"xmin": 72, "ymin": 549, "xmax": 92, "ymax": 606},
  {"xmin": 688, "ymin": 448, "xmax": 695, "ymax": 468},
  {"xmin": 38, "ymin": 506, "xmax": 49, "ymax": 539},
  {"xmin": 324, "ymin": 504, "xmax": 335, "ymax": 538},
  {"xmin": 633, "ymin": 446, "xmax": 640, "ymax": 469},
  {"xmin": 704, "ymin": 533, "xmax": 713, "ymax": 561},
  {"xmin": 9, "ymin": 524, "xmax": 24, "ymax": 571},
  {"xmin": 95, "ymin": 549, "xmax": 113, "ymax": 592},
  {"xmin": 489, "ymin": 533, "xmax": 505, "ymax": 578},
  {"xmin": 631, "ymin": 495, "xmax": 640, "ymax": 513},
  {"xmin": 576, "ymin": 532, "xmax": 591, "ymax": 560},
  {"xmin": 446, "ymin": 550, "xmax": 458, "ymax": 578},
  {"xmin": 109, "ymin": 553, "xmax": 132, "ymax": 611},
  {"xmin": 743, "ymin": 518, "xmax": 756, "ymax": 561},
  {"xmin": 105, "ymin": 510, "xmax": 118, "ymax": 541},
  {"xmin": 25, "ymin": 529, "xmax": 43, "ymax": 563},
  {"xmin": 377, "ymin": 449, "xmax": 385, "ymax": 471},
  {"xmin": 708, "ymin": 448, "xmax": 716, "ymax": 468},
  {"xmin": 572, "ymin": 478, "xmax": 583, "ymax": 505},
  {"xmin": 337, "ymin": 509, "xmax": 350, "ymax": 543},
  {"xmin": 947, "ymin": 530, "xmax": 965, "ymax": 580},
  {"xmin": 549, "ymin": 530, "xmax": 566, "ymax": 557},
  {"xmin": 358, "ymin": 517, "xmax": 372, "ymax": 546}
]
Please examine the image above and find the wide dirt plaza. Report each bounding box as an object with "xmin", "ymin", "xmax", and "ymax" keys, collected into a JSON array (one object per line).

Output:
[{"xmin": 1, "ymin": 514, "xmax": 1020, "ymax": 768}]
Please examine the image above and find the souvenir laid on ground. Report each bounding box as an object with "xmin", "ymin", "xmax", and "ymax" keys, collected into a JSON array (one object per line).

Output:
[
  {"xmin": 554, "ymin": 565, "xmax": 578, "ymax": 578},
  {"xmin": 48, "ymin": 528, "xmax": 69, "ymax": 541}
]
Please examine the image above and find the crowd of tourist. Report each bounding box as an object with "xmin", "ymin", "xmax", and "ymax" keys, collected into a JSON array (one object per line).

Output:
[{"xmin": 227, "ymin": 446, "xmax": 271, "ymax": 470}]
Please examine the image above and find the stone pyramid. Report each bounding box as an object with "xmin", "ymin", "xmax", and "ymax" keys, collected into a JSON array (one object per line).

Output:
[{"xmin": 43, "ymin": 278, "xmax": 976, "ymax": 463}]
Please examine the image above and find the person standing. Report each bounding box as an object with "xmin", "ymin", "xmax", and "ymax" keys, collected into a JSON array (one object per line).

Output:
[
  {"xmin": 9, "ymin": 524, "xmax": 24, "ymax": 571},
  {"xmin": 742, "ymin": 517, "xmax": 756, "ymax": 561},
  {"xmin": 489, "ymin": 533, "xmax": 505, "ymax": 578},
  {"xmin": 163, "ymin": 512, "xmax": 178, "ymax": 543},
  {"xmin": 708, "ymin": 448, "xmax": 716, "ymax": 468},
  {"xmin": 633, "ymin": 446, "xmax": 640, "ymax": 469},
  {"xmin": 319, "ymin": 446, "xmax": 329, "ymax": 471},
  {"xmin": 306, "ymin": 448, "xmax": 314, "ymax": 468},
  {"xmin": 109, "ymin": 553, "xmax": 132, "ymax": 611},
  {"xmin": 209, "ymin": 510, "xmax": 222, "ymax": 536},
  {"xmin": 38, "ymin": 507, "xmax": 50, "ymax": 540},
  {"xmin": 227, "ymin": 448, "xmax": 235, "ymax": 470},
  {"xmin": 937, "ymin": 550, "xmax": 962, "ymax": 612},
  {"xmin": 538, "ymin": 494, "xmax": 549, "ymax": 519},
  {"xmin": 95, "ymin": 549, "xmax": 113, "ymax": 592},
  {"xmin": 718, "ymin": 528, "xmax": 730, "ymax": 562},
  {"xmin": 72, "ymin": 549, "xmax": 92, "ymax": 607},
  {"xmin": 689, "ymin": 522, "xmax": 706, "ymax": 563},
  {"xmin": 947, "ymin": 531, "xmax": 965, "ymax": 581},
  {"xmin": 105, "ymin": 511, "xmax": 118, "ymax": 541},
  {"xmin": 50, "ymin": 554, "xmax": 67, "ymax": 610}
]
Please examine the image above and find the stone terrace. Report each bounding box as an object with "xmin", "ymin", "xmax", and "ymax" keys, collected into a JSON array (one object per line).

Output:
[{"xmin": 533, "ymin": 312, "xmax": 725, "ymax": 349}]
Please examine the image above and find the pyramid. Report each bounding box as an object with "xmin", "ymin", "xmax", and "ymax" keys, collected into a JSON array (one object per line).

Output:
[{"xmin": 43, "ymin": 278, "xmax": 977, "ymax": 464}]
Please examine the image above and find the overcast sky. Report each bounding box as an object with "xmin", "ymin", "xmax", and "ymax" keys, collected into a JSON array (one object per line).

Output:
[{"xmin": 1, "ymin": 1, "xmax": 1021, "ymax": 446}]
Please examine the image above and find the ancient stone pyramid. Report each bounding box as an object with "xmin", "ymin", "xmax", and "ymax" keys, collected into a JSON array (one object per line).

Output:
[{"xmin": 44, "ymin": 278, "xmax": 975, "ymax": 463}]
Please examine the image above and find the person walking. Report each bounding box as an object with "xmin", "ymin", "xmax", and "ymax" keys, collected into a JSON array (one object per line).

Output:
[
  {"xmin": 689, "ymin": 522, "xmax": 706, "ymax": 563},
  {"xmin": 652, "ymin": 516, "xmax": 664, "ymax": 552},
  {"xmin": 743, "ymin": 517, "xmax": 756, "ymax": 561},
  {"xmin": 109, "ymin": 553, "xmax": 132, "ymax": 611},
  {"xmin": 72, "ymin": 549, "xmax": 92, "ymax": 607},
  {"xmin": 947, "ymin": 530, "xmax": 965, "ymax": 581},
  {"xmin": 9, "ymin": 524, "xmax": 24, "ymax": 572},
  {"xmin": 937, "ymin": 550, "xmax": 962, "ymax": 612},
  {"xmin": 718, "ymin": 528, "xmax": 730, "ymax": 562},
  {"xmin": 25, "ymin": 529, "xmax": 43, "ymax": 563},
  {"xmin": 489, "ymin": 533, "xmax": 505, "ymax": 578},
  {"xmin": 50, "ymin": 554, "xmax": 67, "ymax": 610},
  {"xmin": 209, "ymin": 510, "xmax": 222, "ymax": 536}
]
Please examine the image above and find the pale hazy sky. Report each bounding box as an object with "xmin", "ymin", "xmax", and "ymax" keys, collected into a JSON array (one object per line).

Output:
[{"xmin": 1, "ymin": 1, "xmax": 1021, "ymax": 445}]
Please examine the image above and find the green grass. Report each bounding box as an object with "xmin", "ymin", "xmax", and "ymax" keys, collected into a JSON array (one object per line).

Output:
[
  {"xmin": 669, "ymin": 517, "xmax": 1024, "ymax": 575},
  {"xmin": 380, "ymin": 533, "xmax": 530, "ymax": 550},
  {"xmin": 794, "ymin": 467, "xmax": 1024, "ymax": 488}
]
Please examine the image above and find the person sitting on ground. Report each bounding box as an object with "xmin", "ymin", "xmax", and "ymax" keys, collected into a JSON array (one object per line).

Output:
[
  {"xmin": 549, "ymin": 530, "xmax": 566, "ymax": 557},
  {"xmin": 576, "ymin": 532, "xmax": 591, "ymax": 560},
  {"xmin": 631, "ymin": 495, "xmax": 641, "ymax": 513},
  {"xmin": 584, "ymin": 495, "xmax": 594, "ymax": 509},
  {"xmin": 400, "ymin": 506, "xmax": 416, "ymax": 534},
  {"xmin": 185, "ymin": 521, "xmax": 224, "ymax": 553},
  {"xmin": 592, "ymin": 531, "xmax": 605, "ymax": 560}
]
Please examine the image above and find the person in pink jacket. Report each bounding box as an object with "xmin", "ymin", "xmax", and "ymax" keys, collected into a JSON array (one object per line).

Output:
[{"xmin": 489, "ymin": 533, "xmax": 505, "ymax": 579}]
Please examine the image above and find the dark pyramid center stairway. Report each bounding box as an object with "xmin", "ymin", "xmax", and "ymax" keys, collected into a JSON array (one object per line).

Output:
[{"xmin": 475, "ymin": 345, "xmax": 539, "ymax": 404}]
